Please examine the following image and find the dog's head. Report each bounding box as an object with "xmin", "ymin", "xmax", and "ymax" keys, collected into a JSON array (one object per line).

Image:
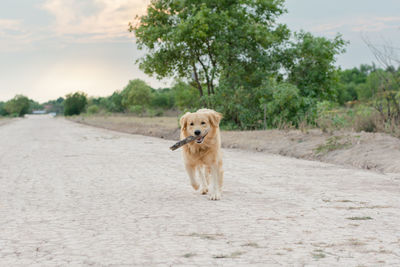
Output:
[{"xmin": 180, "ymin": 109, "xmax": 222, "ymax": 145}]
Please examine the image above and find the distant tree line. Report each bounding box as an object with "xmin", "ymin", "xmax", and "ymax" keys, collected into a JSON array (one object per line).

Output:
[{"xmin": 0, "ymin": 95, "xmax": 42, "ymax": 117}]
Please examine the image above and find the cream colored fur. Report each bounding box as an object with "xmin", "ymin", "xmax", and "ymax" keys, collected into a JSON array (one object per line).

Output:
[{"xmin": 179, "ymin": 109, "xmax": 224, "ymax": 200}]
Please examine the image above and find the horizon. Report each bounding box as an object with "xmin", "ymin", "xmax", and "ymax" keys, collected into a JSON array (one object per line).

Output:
[{"xmin": 0, "ymin": 0, "xmax": 399, "ymax": 103}]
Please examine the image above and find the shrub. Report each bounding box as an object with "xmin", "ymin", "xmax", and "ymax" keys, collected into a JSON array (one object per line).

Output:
[
  {"xmin": 354, "ymin": 115, "xmax": 377, "ymax": 133},
  {"xmin": 172, "ymin": 81, "xmax": 200, "ymax": 110},
  {"xmin": 315, "ymin": 101, "xmax": 349, "ymax": 132},
  {"xmin": 87, "ymin": 105, "xmax": 99, "ymax": 114},
  {"xmin": 151, "ymin": 88, "xmax": 175, "ymax": 109},
  {"xmin": 0, "ymin": 102, "xmax": 6, "ymax": 116},
  {"xmin": 128, "ymin": 105, "xmax": 144, "ymax": 115},
  {"xmin": 263, "ymin": 83, "xmax": 305, "ymax": 127},
  {"xmin": 121, "ymin": 79, "xmax": 152, "ymax": 109},
  {"xmin": 64, "ymin": 92, "xmax": 88, "ymax": 116},
  {"xmin": 4, "ymin": 95, "xmax": 30, "ymax": 117}
]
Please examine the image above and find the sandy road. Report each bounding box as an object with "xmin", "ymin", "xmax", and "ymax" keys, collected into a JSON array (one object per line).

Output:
[{"xmin": 0, "ymin": 115, "xmax": 399, "ymax": 266}]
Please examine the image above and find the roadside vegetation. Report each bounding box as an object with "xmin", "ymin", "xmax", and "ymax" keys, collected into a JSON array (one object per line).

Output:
[{"xmin": 0, "ymin": 95, "xmax": 42, "ymax": 117}]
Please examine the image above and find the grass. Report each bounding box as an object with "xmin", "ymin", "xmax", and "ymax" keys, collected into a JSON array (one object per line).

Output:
[
  {"xmin": 0, "ymin": 117, "xmax": 14, "ymax": 127},
  {"xmin": 186, "ymin": 232, "xmax": 224, "ymax": 240},
  {"xmin": 311, "ymin": 252, "xmax": 326, "ymax": 259},
  {"xmin": 182, "ymin": 253, "xmax": 196, "ymax": 258},
  {"xmin": 315, "ymin": 136, "xmax": 352, "ymax": 155},
  {"xmin": 213, "ymin": 251, "xmax": 245, "ymax": 259},
  {"xmin": 241, "ymin": 242, "xmax": 260, "ymax": 248},
  {"xmin": 346, "ymin": 216, "xmax": 373, "ymax": 220},
  {"xmin": 69, "ymin": 115, "xmax": 179, "ymax": 140},
  {"xmin": 312, "ymin": 250, "xmax": 326, "ymax": 260}
]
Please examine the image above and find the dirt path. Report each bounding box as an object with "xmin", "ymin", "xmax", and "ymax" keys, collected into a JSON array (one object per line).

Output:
[{"xmin": 1, "ymin": 115, "xmax": 399, "ymax": 266}]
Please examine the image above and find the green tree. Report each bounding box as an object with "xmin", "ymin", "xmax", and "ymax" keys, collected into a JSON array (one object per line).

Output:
[
  {"xmin": 29, "ymin": 99, "xmax": 43, "ymax": 111},
  {"xmin": 151, "ymin": 88, "xmax": 175, "ymax": 109},
  {"xmin": 100, "ymin": 92, "xmax": 124, "ymax": 112},
  {"xmin": 4, "ymin": 95, "xmax": 30, "ymax": 117},
  {"xmin": 336, "ymin": 64, "xmax": 374, "ymax": 104},
  {"xmin": 121, "ymin": 79, "xmax": 152, "ymax": 110},
  {"xmin": 131, "ymin": 0, "xmax": 289, "ymax": 97},
  {"xmin": 64, "ymin": 92, "xmax": 88, "ymax": 116},
  {"xmin": 172, "ymin": 81, "xmax": 199, "ymax": 110},
  {"xmin": 0, "ymin": 102, "xmax": 6, "ymax": 116},
  {"xmin": 282, "ymin": 31, "xmax": 347, "ymax": 101}
]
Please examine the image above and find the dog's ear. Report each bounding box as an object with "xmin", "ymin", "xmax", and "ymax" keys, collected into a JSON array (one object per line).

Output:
[
  {"xmin": 208, "ymin": 111, "xmax": 223, "ymax": 127},
  {"xmin": 179, "ymin": 112, "xmax": 191, "ymax": 130}
]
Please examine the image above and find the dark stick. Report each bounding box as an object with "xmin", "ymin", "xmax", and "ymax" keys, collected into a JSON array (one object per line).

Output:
[
  {"xmin": 169, "ymin": 130, "xmax": 209, "ymax": 151},
  {"xmin": 169, "ymin": 136, "xmax": 197, "ymax": 151}
]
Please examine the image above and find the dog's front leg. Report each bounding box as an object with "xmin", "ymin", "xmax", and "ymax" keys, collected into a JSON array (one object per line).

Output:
[
  {"xmin": 198, "ymin": 166, "xmax": 208, "ymax": 195},
  {"xmin": 208, "ymin": 164, "xmax": 221, "ymax": 200},
  {"xmin": 185, "ymin": 164, "xmax": 199, "ymax": 190}
]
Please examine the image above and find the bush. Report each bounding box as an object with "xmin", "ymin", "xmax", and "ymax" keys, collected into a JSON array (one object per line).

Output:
[
  {"xmin": 121, "ymin": 79, "xmax": 152, "ymax": 110},
  {"xmin": 4, "ymin": 95, "xmax": 30, "ymax": 117},
  {"xmin": 128, "ymin": 105, "xmax": 144, "ymax": 115},
  {"xmin": 172, "ymin": 81, "xmax": 200, "ymax": 110},
  {"xmin": 353, "ymin": 105, "xmax": 378, "ymax": 133},
  {"xmin": 0, "ymin": 101, "xmax": 7, "ymax": 116},
  {"xmin": 64, "ymin": 92, "xmax": 88, "ymax": 116},
  {"xmin": 151, "ymin": 88, "xmax": 175, "ymax": 109},
  {"xmin": 87, "ymin": 105, "xmax": 99, "ymax": 114},
  {"xmin": 316, "ymin": 101, "xmax": 349, "ymax": 132},
  {"xmin": 263, "ymin": 83, "xmax": 310, "ymax": 127}
]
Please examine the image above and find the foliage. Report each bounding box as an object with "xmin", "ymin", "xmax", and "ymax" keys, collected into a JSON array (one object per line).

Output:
[
  {"xmin": 43, "ymin": 97, "xmax": 64, "ymax": 114},
  {"xmin": 151, "ymin": 88, "xmax": 175, "ymax": 109},
  {"xmin": 262, "ymin": 82, "xmax": 314, "ymax": 127},
  {"xmin": 315, "ymin": 136, "xmax": 352, "ymax": 155},
  {"xmin": 336, "ymin": 64, "xmax": 373, "ymax": 103},
  {"xmin": 128, "ymin": 105, "xmax": 144, "ymax": 115},
  {"xmin": 131, "ymin": 0, "xmax": 289, "ymax": 97},
  {"xmin": 282, "ymin": 31, "xmax": 347, "ymax": 101},
  {"xmin": 121, "ymin": 79, "xmax": 152, "ymax": 110},
  {"xmin": 4, "ymin": 95, "xmax": 30, "ymax": 117},
  {"xmin": 172, "ymin": 81, "xmax": 200, "ymax": 110},
  {"xmin": 0, "ymin": 102, "xmax": 7, "ymax": 116},
  {"xmin": 100, "ymin": 92, "xmax": 124, "ymax": 113},
  {"xmin": 87, "ymin": 105, "xmax": 99, "ymax": 114},
  {"xmin": 64, "ymin": 92, "xmax": 88, "ymax": 116}
]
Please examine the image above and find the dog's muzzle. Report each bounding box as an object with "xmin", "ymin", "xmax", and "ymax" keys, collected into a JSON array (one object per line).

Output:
[{"xmin": 195, "ymin": 131, "xmax": 208, "ymax": 144}]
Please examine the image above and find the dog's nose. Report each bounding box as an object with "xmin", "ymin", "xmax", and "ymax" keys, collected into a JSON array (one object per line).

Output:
[{"xmin": 194, "ymin": 130, "xmax": 201, "ymax": 136}]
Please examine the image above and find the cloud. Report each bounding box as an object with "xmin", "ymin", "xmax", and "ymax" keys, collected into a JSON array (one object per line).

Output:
[
  {"xmin": 0, "ymin": 19, "xmax": 22, "ymax": 31},
  {"xmin": 41, "ymin": 0, "xmax": 150, "ymax": 43},
  {"xmin": 312, "ymin": 16, "xmax": 400, "ymax": 34},
  {"xmin": 0, "ymin": 19, "xmax": 35, "ymax": 51}
]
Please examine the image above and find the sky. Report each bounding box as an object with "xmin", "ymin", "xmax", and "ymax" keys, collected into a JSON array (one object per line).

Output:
[{"xmin": 0, "ymin": 0, "xmax": 399, "ymax": 102}]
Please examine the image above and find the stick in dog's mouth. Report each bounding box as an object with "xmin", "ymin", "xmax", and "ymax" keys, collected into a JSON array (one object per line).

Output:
[
  {"xmin": 195, "ymin": 131, "xmax": 208, "ymax": 144},
  {"xmin": 169, "ymin": 130, "xmax": 209, "ymax": 151}
]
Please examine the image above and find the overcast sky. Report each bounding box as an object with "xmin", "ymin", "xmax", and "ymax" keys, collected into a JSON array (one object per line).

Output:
[{"xmin": 0, "ymin": 0, "xmax": 399, "ymax": 102}]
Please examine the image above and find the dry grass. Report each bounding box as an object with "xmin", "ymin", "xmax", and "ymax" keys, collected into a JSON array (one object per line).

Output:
[
  {"xmin": 68, "ymin": 115, "xmax": 179, "ymax": 140},
  {"xmin": 69, "ymin": 114, "xmax": 400, "ymax": 174},
  {"xmin": 346, "ymin": 216, "xmax": 373, "ymax": 221},
  {"xmin": 0, "ymin": 118, "xmax": 16, "ymax": 127}
]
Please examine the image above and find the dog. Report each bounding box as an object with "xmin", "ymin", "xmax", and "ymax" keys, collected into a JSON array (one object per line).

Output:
[{"xmin": 179, "ymin": 108, "xmax": 224, "ymax": 200}]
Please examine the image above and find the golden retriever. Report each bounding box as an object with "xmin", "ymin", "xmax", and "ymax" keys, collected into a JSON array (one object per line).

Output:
[{"xmin": 179, "ymin": 108, "xmax": 224, "ymax": 200}]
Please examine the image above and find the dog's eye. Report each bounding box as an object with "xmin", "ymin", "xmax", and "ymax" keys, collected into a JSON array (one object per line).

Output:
[
  {"xmin": 190, "ymin": 122, "xmax": 194, "ymax": 126},
  {"xmin": 201, "ymin": 121, "xmax": 206, "ymax": 125}
]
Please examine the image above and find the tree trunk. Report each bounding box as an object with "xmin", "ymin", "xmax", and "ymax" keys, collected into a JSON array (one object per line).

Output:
[
  {"xmin": 192, "ymin": 63, "xmax": 203, "ymax": 97},
  {"xmin": 197, "ymin": 57, "xmax": 212, "ymax": 96}
]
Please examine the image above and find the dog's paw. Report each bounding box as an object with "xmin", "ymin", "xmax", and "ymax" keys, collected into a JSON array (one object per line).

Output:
[
  {"xmin": 200, "ymin": 187, "xmax": 208, "ymax": 195},
  {"xmin": 208, "ymin": 191, "xmax": 221, "ymax": 201},
  {"xmin": 191, "ymin": 182, "xmax": 200, "ymax": 190}
]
